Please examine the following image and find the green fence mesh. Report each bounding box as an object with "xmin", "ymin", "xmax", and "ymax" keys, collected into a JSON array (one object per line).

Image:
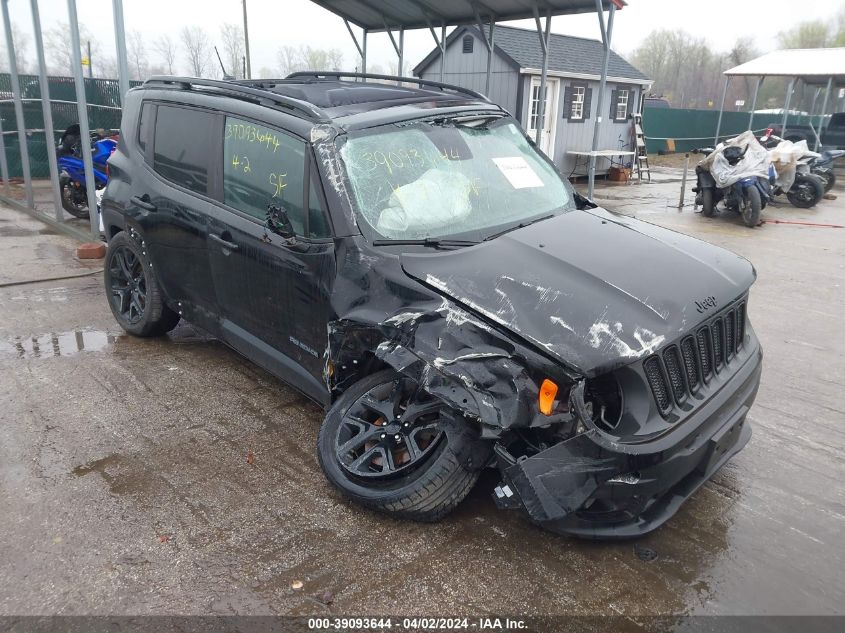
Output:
[
  {"xmin": 641, "ymin": 106, "xmax": 827, "ymax": 154},
  {"xmin": 0, "ymin": 73, "xmax": 141, "ymax": 178}
]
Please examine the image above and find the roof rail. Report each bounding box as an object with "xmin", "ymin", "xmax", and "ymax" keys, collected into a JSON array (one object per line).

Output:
[
  {"xmin": 143, "ymin": 76, "xmax": 331, "ymax": 122},
  {"xmin": 284, "ymin": 71, "xmax": 491, "ymax": 103}
]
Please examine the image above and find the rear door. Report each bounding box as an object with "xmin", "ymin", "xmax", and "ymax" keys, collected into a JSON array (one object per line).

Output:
[
  {"xmin": 134, "ymin": 102, "xmax": 223, "ymax": 332},
  {"xmin": 206, "ymin": 115, "xmax": 336, "ymax": 403}
]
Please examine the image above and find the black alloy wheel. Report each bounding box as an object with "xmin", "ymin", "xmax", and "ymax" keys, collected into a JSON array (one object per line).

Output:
[{"xmin": 335, "ymin": 376, "xmax": 444, "ymax": 479}]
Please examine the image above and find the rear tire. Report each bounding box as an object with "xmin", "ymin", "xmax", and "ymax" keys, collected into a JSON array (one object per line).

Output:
[
  {"xmin": 741, "ymin": 186, "xmax": 762, "ymax": 227},
  {"xmin": 787, "ymin": 174, "xmax": 825, "ymax": 208},
  {"xmin": 701, "ymin": 188, "xmax": 716, "ymax": 217},
  {"xmin": 318, "ymin": 369, "xmax": 483, "ymax": 522},
  {"xmin": 104, "ymin": 231, "xmax": 180, "ymax": 337}
]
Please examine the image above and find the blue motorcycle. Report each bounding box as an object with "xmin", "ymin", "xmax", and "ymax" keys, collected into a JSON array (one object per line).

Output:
[
  {"xmin": 693, "ymin": 145, "xmax": 770, "ymax": 228},
  {"xmin": 56, "ymin": 124, "xmax": 118, "ymax": 219}
]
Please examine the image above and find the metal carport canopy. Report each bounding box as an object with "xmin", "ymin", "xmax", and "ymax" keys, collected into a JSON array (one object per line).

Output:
[
  {"xmin": 724, "ymin": 47, "xmax": 845, "ymax": 84},
  {"xmin": 309, "ymin": 0, "xmax": 621, "ymax": 31},
  {"xmin": 714, "ymin": 47, "xmax": 845, "ymax": 150},
  {"xmin": 309, "ymin": 0, "xmax": 627, "ymax": 199}
]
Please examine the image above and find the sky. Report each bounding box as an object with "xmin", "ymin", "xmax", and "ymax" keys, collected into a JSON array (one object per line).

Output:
[{"xmin": 1, "ymin": 0, "xmax": 842, "ymax": 77}]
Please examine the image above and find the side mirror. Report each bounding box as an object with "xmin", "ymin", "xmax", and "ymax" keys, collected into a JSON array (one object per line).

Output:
[{"xmin": 266, "ymin": 204, "xmax": 295, "ymax": 240}]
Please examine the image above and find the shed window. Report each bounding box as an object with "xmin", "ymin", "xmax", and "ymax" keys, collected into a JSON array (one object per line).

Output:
[
  {"xmin": 615, "ymin": 89, "xmax": 630, "ymax": 121},
  {"xmin": 462, "ymin": 35, "xmax": 474, "ymax": 54},
  {"xmin": 571, "ymin": 86, "xmax": 585, "ymax": 120}
]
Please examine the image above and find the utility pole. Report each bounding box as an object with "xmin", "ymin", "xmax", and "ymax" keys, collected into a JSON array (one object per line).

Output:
[
  {"xmin": 242, "ymin": 0, "xmax": 251, "ymax": 79},
  {"xmin": 86, "ymin": 40, "xmax": 92, "ymax": 78}
]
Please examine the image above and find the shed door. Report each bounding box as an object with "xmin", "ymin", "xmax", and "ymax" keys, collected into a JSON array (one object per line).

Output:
[{"xmin": 527, "ymin": 76, "xmax": 559, "ymax": 157}]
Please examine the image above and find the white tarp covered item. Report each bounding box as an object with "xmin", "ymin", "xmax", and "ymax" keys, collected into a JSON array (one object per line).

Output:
[
  {"xmin": 767, "ymin": 139, "xmax": 820, "ymax": 191},
  {"xmin": 376, "ymin": 168, "xmax": 473, "ymax": 237},
  {"xmin": 701, "ymin": 130, "xmax": 770, "ymax": 189}
]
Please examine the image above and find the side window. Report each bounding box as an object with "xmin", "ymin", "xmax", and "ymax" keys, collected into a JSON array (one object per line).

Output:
[
  {"xmin": 153, "ymin": 105, "xmax": 215, "ymax": 195},
  {"xmin": 222, "ymin": 116, "xmax": 306, "ymax": 233},
  {"xmin": 138, "ymin": 102, "xmax": 153, "ymax": 155}
]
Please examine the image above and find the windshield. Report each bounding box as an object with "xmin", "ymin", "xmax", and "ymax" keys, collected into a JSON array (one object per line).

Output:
[{"xmin": 338, "ymin": 117, "xmax": 573, "ymax": 241}]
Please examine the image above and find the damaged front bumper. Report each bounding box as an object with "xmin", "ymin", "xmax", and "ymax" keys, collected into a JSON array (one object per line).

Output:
[{"xmin": 494, "ymin": 343, "xmax": 762, "ymax": 539}]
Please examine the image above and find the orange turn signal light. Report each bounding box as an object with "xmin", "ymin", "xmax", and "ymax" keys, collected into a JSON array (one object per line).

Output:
[{"xmin": 539, "ymin": 379, "xmax": 558, "ymax": 416}]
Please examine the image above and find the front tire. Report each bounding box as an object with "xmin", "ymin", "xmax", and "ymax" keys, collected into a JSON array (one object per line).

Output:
[
  {"xmin": 104, "ymin": 231, "xmax": 180, "ymax": 337},
  {"xmin": 741, "ymin": 186, "xmax": 762, "ymax": 227},
  {"xmin": 814, "ymin": 168, "xmax": 835, "ymax": 193},
  {"xmin": 787, "ymin": 174, "xmax": 824, "ymax": 208},
  {"xmin": 318, "ymin": 370, "xmax": 483, "ymax": 522},
  {"xmin": 701, "ymin": 188, "xmax": 716, "ymax": 217}
]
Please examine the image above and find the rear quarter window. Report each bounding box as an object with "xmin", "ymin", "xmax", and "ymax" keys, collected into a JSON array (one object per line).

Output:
[
  {"xmin": 153, "ymin": 105, "xmax": 216, "ymax": 195},
  {"xmin": 137, "ymin": 102, "xmax": 153, "ymax": 154}
]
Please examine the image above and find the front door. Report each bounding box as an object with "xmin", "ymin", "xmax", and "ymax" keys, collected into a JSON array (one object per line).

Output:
[
  {"xmin": 527, "ymin": 76, "xmax": 560, "ymax": 157},
  {"xmin": 206, "ymin": 115, "xmax": 336, "ymax": 404}
]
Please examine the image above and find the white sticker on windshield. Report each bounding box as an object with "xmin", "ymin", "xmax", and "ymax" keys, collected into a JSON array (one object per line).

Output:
[{"xmin": 492, "ymin": 156, "xmax": 544, "ymax": 189}]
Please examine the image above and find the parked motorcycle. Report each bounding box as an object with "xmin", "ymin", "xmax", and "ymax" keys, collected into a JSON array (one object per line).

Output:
[
  {"xmin": 56, "ymin": 124, "xmax": 118, "ymax": 219},
  {"xmin": 807, "ymin": 148, "xmax": 845, "ymax": 193},
  {"xmin": 692, "ymin": 132, "xmax": 771, "ymax": 228},
  {"xmin": 758, "ymin": 129, "xmax": 826, "ymax": 207}
]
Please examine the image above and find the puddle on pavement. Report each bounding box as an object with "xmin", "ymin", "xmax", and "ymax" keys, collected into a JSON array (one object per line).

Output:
[
  {"xmin": 0, "ymin": 225, "xmax": 58, "ymax": 237},
  {"xmin": 71, "ymin": 453, "xmax": 157, "ymax": 496},
  {"xmin": 0, "ymin": 329, "xmax": 117, "ymax": 359}
]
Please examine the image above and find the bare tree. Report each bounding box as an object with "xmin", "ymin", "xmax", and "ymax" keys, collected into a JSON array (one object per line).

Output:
[
  {"xmin": 97, "ymin": 56, "xmax": 119, "ymax": 80},
  {"xmin": 127, "ymin": 30, "xmax": 149, "ymax": 80},
  {"xmin": 219, "ymin": 23, "xmax": 244, "ymax": 79},
  {"xmin": 275, "ymin": 44, "xmax": 344, "ymax": 76},
  {"xmin": 276, "ymin": 45, "xmax": 304, "ymax": 76},
  {"xmin": 0, "ymin": 22, "xmax": 30, "ymax": 74},
  {"xmin": 44, "ymin": 22, "xmax": 100, "ymax": 76},
  {"xmin": 181, "ymin": 26, "xmax": 212, "ymax": 77},
  {"xmin": 153, "ymin": 34, "xmax": 178, "ymax": 75}
]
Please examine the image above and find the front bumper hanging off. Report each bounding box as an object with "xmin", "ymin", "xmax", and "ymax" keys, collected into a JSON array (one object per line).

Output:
[{"xmin": 494, "ymin": 345, "xmax": 762, "ymax": 539}]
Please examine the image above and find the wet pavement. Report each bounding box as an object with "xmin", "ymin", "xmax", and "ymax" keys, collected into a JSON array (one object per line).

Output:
[{"xmin": 0, "ymin": 174, "xmax": 843, "ymax": 617}]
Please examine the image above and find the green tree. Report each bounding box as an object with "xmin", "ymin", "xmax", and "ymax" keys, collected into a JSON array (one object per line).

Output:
[{"xmin": 776, "ymin": 20, "xmax": 830, "ymax": 48}]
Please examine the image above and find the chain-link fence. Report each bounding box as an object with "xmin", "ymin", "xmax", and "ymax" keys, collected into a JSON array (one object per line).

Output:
[{"xmin": 0, "ymin": 73, "xmax": 141, "ymax": 178}]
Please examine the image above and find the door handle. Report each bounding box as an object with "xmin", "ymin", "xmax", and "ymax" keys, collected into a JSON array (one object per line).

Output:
[
  {"xmin": 209, "ymin": 233, "xmax": 239, "ymax": 251},
  {"xmin": 130, "ymin": 194, "xmax": 156, "ymax": 212}
]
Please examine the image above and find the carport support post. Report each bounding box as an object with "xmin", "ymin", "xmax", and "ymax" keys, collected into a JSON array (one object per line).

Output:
[
  {"xmin": 588, "ymin": 0, "xmax": 615, "ymax": 199},
  {"xmin": 345, "ymin": 20, "xmax": 365, "ymax": 77},
  {"xmin": 440, "ymin": 24, "xmax": 445, "ymax": 83},
  {"xmin": 2, "ymin": 0, "xmax": 34, "ymax": 208},
  {"xmin": 817, "ymin": 77, "xmax": 833, "ymax": 151},
  {"xmin": 713, "ymin": 76, "xmax": 729, "ymax": 146},
  {"xmin": 532, "ymin": 7, "xmax": 551, "ymax": 148},
  {"xmin": 0, "ymin": 114, "xmax": 10, "ymax": 197},
  {"xmin": 485, "ymin": 19, "xmax": 495, "ymax": 96},
  {"xmin": 67, "ymin": 0, "xmax": 99, "ymax": 238},
  {"xmin": 398, "ymin": 27, "xmax": 404, "ymax": 78},
  {"xmin": 30, "ymin": 0, "xmax": 63, "ymax": 222},
  {"xmin": 781, "ymin": 77, "xmax": 795, "ymax": 139},
  {"xmin": 112, "ymin": 0, "xmax": 130, "ymax": 103},
  {"xmin": 747, "ymin": 76, "xmax": 763, "ymax": 132}
]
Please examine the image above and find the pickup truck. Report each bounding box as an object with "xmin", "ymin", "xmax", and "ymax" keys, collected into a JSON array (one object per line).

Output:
[{"xmin": 821, "ymin": 113, "xmax": 845, "ymax": 149}]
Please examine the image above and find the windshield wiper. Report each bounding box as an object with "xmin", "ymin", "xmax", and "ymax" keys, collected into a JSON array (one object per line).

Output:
[
  {"xmin": 371, "ymin": 238, "xmax": 480, "ymax": 249},
  {"xmin": 483, "ymin": 214, "xmax": 555, "ymax": 242}
]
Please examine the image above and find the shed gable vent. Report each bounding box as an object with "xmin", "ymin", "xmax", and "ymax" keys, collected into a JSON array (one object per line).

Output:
[{"xmin": 462, "ymin": 35, "xmax": 474, "ymax": 54}]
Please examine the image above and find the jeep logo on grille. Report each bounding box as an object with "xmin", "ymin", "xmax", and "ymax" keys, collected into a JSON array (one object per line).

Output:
[{"xmin": 695, "ymin": 296, "xmax": 718, "ymax": 313}]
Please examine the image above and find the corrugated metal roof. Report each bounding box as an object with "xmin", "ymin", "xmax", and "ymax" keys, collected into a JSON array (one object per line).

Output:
[
  {"xmin": 309, "ymin": 0, "xmax": 625, "ymax": 32},
  {"xmin": 725, "ymin": 48, "xmax": 845, "ymax": 84},
  {"xmin": 414, "ymin": 24, "xmax": 649, "ymax": 82}
]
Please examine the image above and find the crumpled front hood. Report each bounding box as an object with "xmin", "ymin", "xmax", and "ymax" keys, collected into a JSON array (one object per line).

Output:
[{"xmin": 400, "ymin": 208, "xmax": 755, "ymax": 376}]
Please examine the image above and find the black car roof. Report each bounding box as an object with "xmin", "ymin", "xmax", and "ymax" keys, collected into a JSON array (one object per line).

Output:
[{"xmin": 142, "ymin": 74, "xmax": 506, "ymax": 132}]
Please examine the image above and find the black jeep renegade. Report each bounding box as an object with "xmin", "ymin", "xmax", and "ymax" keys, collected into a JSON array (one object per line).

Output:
[{"xmin": 102, "ymin": 73, "xmax": 762, "ymax": 538}]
